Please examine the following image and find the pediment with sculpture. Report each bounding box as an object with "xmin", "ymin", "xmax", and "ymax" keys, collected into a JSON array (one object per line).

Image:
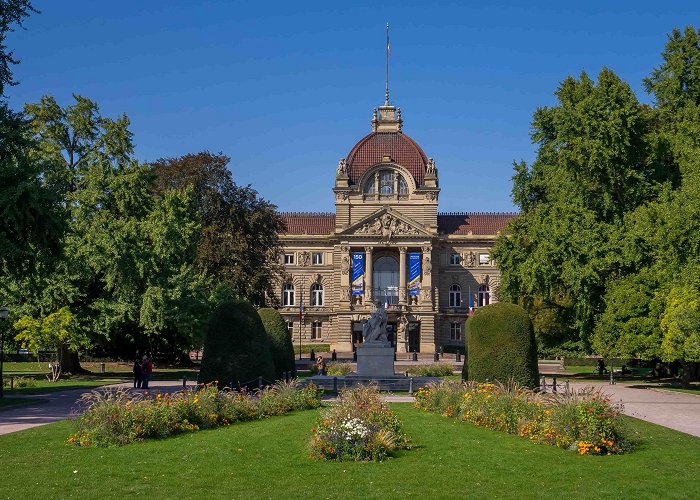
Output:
[{"xmin": 340, "ymin": 208, "xmax": 431, "ymax": 242}]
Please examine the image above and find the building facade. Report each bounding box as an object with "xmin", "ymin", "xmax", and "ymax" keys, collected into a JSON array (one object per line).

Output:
[{"xmin": 277, "ymin": 101, "xmax": 515, "ymax": 353}]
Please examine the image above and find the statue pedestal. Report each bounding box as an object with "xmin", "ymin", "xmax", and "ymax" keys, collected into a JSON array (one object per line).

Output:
[{"xmin": 356, "ymin": 343, "xmax": 395, "ymax": 378}]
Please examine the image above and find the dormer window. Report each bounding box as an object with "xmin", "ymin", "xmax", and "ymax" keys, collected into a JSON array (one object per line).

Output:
[{"xmin": 364, "ymin": 169, "xmax": 408, "ymax": 195}]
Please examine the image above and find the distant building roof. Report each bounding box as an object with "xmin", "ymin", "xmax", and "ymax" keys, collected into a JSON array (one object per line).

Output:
[
  {"xmin": 437, "ymin": 212, "xmax": 517, "ymax": 235},
  {"xmin": 279, "ymin": 211, "xmax": 517, "ymax": 236},
  {"xmin": 280, "ymin": 212, "xmax": 336, "ymax": 235}
]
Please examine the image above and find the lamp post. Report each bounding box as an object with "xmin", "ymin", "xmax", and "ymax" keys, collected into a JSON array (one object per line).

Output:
[{"xmin": 0, "ymin": 306, "xmax": 9, "ymax": 398}]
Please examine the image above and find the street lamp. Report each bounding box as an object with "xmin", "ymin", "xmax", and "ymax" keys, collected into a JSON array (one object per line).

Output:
[{"xmin": 0, "ymin": 306, "xmax": 9, "ymax": 398}]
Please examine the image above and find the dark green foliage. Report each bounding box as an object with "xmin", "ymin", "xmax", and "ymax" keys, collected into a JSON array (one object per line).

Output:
[
  {"xmin": 257, "ymin": 307, "xmax": 296, "ymax": 378},
  {"xmin": 464, "ymin": 302, "xmax": 539, "ymax": 387},
  {"xmin": 199, "ymin": 299, "xmax": 275, "ymax": 387}
]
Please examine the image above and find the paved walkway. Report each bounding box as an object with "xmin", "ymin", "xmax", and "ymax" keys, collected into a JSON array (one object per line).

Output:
[
  {"xmin": 0, "ymin": 380, "xmax": 196, "ymax": 436},
  {"xmin": 1, "ymin": 379, "xmax": 699, "ymax": 437},
  {"xmin": 566, "ymin": 380, "xmax": 700, "ymax": 437}
]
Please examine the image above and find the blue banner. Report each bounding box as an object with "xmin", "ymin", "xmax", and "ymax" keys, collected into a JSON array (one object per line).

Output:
[
  {"xmin": 351, "ymin": 252, "xmax": 365, "ymax": 295},
  {"xmin": 408, "ymin": 252, "xmax": 421, "ymax": 296}
]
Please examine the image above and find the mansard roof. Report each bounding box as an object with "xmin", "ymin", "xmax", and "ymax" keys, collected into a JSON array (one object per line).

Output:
[
  {"xmin": 437, "ymin": 212, "xmax": 517, "ymax": 236},
  {"xmin": 280, "ymin": 212, "xmax": 335, "ymax": 235},
  {"xmin": 346, "ymin": 131, "xmax": 428, "ymax": 187}
]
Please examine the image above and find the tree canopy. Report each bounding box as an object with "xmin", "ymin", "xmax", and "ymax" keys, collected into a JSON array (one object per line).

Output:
[{"xmin": 495, "ymin": 26, "xmax": 700, "ymax": 382}]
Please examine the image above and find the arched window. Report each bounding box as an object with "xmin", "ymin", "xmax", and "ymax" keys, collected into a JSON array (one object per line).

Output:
[
  {"xmin": 311, "ymin": 283, "xmax": 324, "ymax": 306},
  {"xmin": 282, "ymin": 283, "xmax": 295, "ymax": 306},
  {"xmin": 449, "ymin": 284, "xmax": 461, "ymax": 308},
  {"xmin": 397, "ymin": 174, "xmax": 408, "ymax": 194},
  {"xmin": 364, "ymin": 169, "xmax": 411, "ymax": 195},
  {"xmin": 379, "ymin": 170, "xmax": 395, "ymax": 194},
  {"xmin": 373, "ymin": 255, "xmax": 399, "ymax": 305},
  {"xmin": 478, "ymin": 284, "xmax": 490, "ymax": 307}
]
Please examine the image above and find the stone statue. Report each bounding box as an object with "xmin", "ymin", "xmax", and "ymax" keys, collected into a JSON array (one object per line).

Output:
[
  {"xmin": 341, "ymin": 255, "xmax": 350, "ymax": 274},
  {"xmin": 426, "ymin": 158, "xmax": 437, "ymax": 175},
  {"xmin": 336, "ymin": 158, "xmax": 348, "ymax": 175},
  {"xmin": 362, "ymin": 304, "xmax": 389, "ymax": 344}
]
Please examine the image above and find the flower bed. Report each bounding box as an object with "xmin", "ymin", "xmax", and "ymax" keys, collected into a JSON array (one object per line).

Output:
[
  {"xmin": 309, "ymin": 385, "xmax": 411, "ymax": 461},
  {"xmin": 414, "ymin": 381, "xmax": 632, "ymax": 455},
  {"xmin": 69, "ymin": 381, "xmax": 321, "ymax": 447}
]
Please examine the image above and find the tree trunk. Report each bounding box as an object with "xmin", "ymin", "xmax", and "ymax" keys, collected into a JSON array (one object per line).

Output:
[
  {"xmin": 681, "ymin": 360, "xmax": 691, "ymax": 388},
  {"xmin": 59, "ymin": 345, "xmax": 84, "ymax": 375}
]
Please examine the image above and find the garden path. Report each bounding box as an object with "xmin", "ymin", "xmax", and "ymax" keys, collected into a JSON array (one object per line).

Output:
[
  {"xmin": 567, "ymin": 380, "xmax": 700, "ymax": 438},
  {"xmin": 0, "ymin": 380, "xmax": 195, "ymax": 436}
]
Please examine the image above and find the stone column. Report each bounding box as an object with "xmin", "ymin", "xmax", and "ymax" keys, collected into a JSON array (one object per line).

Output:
[
  {"xmin": 399, "ymin": 246, "xmax": 407, "ymax": 305},
  {"xmin": 364, "ymin": 246, "xmax": 373, "ymax": 305}
]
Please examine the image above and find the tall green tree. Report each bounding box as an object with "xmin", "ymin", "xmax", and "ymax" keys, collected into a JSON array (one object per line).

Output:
[
  {"xmin": 152, "ymin": 152, "xmax": 285, "ymax": 305},
  {"xmin": 493, "ymin": 68, "xmax": 667, "ymax": 354}
]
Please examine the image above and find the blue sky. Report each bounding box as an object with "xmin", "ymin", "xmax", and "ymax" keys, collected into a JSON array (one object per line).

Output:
[{"xmin": 7, "ymin": 1, "xmax": 700, "ymax": 213}]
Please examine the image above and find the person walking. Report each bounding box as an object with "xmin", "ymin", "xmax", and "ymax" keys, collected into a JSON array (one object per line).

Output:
[
  {"xmin": 142, "ymin": 355, "xmax": 153, "ymax": 389},
  {"xmin": 133, "ymin": 358, "xmax": 143, "ymax": 388}
]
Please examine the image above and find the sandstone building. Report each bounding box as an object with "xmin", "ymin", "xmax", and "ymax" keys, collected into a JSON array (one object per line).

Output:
[{"xmin": 277, "ymin": 99, "xmax": 515, "ymax": 353}]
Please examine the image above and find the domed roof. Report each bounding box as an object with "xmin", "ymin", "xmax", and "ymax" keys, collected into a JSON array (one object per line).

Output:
[{"xmin": 346, "ymin": 131, "xmax": 429, "ymax": 187}]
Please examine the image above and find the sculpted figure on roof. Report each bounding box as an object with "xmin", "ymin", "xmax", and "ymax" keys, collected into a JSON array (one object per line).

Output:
[{"xmin": 336, "ymin": 158, "xmax": 347, "ymax": 175}]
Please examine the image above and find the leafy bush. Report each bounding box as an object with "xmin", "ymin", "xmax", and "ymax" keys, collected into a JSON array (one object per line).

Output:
[
  {"xmin": 199, "ymin": 299, "xmax": 276, "ymax": 387},
  {"xmin": 258, "ymin": 307, "xmax": 296, "ymax": 379},
  {"xmin": 464, "ymin": 302, "xmax": 539, "ymax": 387},
  {"xmin": 415, "ymin": 381, "xmax": 632, "ymax": 455},
  {"xmin": 4, "ymin": 376, "xmax": 37, "ymax": 389},
  {"xmin": 69, "ymin": 381, "xmax": 321, "ymax": 447},
  {"xmin": 406, "ymin": 362, "xmax": 454, "ymax": 377},
  {"xmin": 309, "ymin": 385, "xmax": 411, "ymax": 461},
  {"xmin": 327, "ymin": 362, "xmax": 353, "ymax": 376}
]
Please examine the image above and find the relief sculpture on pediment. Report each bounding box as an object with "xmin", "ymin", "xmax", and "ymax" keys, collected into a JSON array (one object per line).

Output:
[{"xmin": 354, "ymin": 213, "xmax": 420, "ymax": 242}]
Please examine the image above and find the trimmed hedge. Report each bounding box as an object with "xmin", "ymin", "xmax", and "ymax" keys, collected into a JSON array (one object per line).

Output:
[
  {"xmin": 462, "ymin": 302, "xmax": 539, "ymax": 388},
  {"xmin": 199, "ymin": 299, "xmax": 276, "ymax": 387},
  {"xmin": 257, "ymin": 307, "xmax": 296, "ymax": 379}
]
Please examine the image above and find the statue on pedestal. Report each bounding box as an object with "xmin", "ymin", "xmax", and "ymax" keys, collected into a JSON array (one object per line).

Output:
[{"xmin": 362, "ymin": 303, "xmax": 389, "ymax": 345}]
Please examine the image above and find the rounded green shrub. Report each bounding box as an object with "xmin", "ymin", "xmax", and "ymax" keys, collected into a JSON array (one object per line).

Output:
[
  {"xmin": 198, "ymin": 299, "xmax": 276, "ymax": 387},
  {"xmin": 463, "ymin": 302, "xmax": 539, "ymax": 387},
  {"xmin": 257, "ymin": 307, "xmax": 296, "ymax": 379}
]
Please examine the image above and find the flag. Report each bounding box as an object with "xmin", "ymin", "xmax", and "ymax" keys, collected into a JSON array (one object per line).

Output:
[
  {"xmin": 387, "ymin": 23, "xmax": 391, "ymax": 56},
  {"xmin": 468, "ymin": 287, "xmax": 474, "ymax": 317}
]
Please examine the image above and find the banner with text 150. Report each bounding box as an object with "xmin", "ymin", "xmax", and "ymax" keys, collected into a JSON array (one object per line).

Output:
[{"xmin": 351, "ymin": 252, "xmax": 364, "ymax": 295}]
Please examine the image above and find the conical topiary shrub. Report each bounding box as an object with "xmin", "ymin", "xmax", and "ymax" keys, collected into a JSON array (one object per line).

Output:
[
  {"xmin": 257, "ymin": 307, "xmax": 296, "ymax": 379},
  {"xmin": 199, "ymin": 299, "xmax": 275, "ymax": 387}
]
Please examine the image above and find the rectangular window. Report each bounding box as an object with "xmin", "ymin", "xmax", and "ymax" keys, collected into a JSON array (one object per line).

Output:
[
  {"xmin": 450, "ymin": 322, "xmax": 462, "ymax": 341},
  {"xmin": 311, "ymin": 321, "xmax": 322, "ymax": 340},
  {"xmin": 284, "ymin": 253, "xmax": 295, "ymax": 265},
  {"xmin": 479, "ymin": 253, "xmax": 491, "ymax": 266},
  {"xmin": 449, "ymin": 253, "xmax": 461, "ymax": 265},
  {"xmin": 312, "ymin": 252, "xmax": 323, "ymax": 265},
  {"xmin": 286, "ymin": 321, "xmax": 294, "ymax": 336}
]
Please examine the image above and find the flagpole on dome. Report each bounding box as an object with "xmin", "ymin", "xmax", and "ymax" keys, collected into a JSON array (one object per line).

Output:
[{"xmin": 385, "ymin": 21, "xmax": 390, "ymax": 106}]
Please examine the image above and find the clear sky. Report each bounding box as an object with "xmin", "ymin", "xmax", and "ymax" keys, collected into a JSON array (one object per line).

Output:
[{"xmin": 6, "ymin": 1, "xmax": 700, "ymax": 213}]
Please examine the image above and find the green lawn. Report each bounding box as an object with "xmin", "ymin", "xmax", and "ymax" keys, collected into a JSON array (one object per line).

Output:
[{"xmin": 1, "ymin": 405, "xmax": 698, "ymax": 499}]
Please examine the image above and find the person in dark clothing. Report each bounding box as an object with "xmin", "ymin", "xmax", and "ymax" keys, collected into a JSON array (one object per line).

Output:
[
  {"xmin": 596, "ymin": 359, "xmax": 608, "ymax": 376},
  {"xmin": 133, "ymin": 359, "xmax": 143, "ymax": 388},
  {"xmin": 331, "ymin": 349, "xmax": 337, "ymax": 361},
  {"xmin": 142, "ymin": 355, "xmax": 153, "ymax": 389}
]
